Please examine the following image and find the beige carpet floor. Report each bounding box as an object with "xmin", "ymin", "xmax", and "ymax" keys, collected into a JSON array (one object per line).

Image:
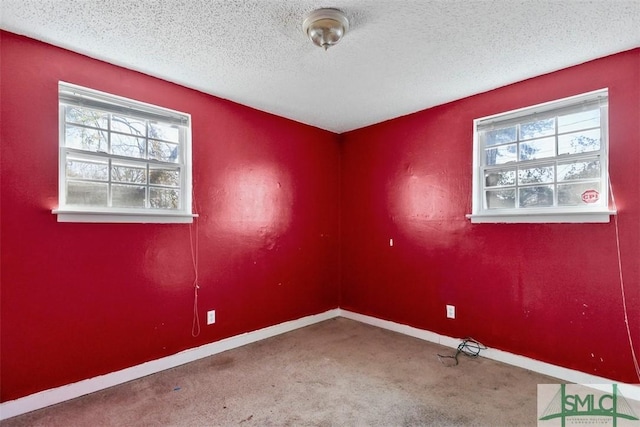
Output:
[{"xmin": 1, "ymin": 318, "xmax": 559, "ymax": 426}]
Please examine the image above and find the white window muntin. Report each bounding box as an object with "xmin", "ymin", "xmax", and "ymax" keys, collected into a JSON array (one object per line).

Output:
[
  {"xmin": 470, "ymin": 89, "xmax": 614, "ymax": 223},
  {"xmin": 55, "ymin": 82, "xmax": 194, "ymax": 223}
]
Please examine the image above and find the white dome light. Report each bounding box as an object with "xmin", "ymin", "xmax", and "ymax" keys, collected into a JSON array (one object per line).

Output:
[{"xmin": 302, "ymin": 8, "xmax": 349, "ymax": 50}]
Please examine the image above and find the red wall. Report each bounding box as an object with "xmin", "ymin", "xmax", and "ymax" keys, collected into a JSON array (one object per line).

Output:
[
  {"xmin": 340, "ymin": 49, "xmax": 640, "ymax": 383},
  {"xmin": 0, "ymin": 31, "xmax": 341, "ymax": 402},
  {"xmin": 2, "ymin": 30, "xmax": 638, "ymax": 404}
]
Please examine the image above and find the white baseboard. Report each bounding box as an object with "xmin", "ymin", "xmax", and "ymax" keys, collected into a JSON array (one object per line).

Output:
[
  {"xmin": 3, "ymin": 307, "xmax": 637, "ymax": 420},
  {"xmin": 338, "ymin": 309, "xmax": 640, "ymax": 401},
  {"xmin": 0, "ymin": 309, "xmax": 340, "ymax": 421}
]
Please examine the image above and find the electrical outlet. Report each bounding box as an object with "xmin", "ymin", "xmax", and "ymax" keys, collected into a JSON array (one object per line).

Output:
[
  {"xmin": 207, "ymin": 310, "xmax": 216, "ymax": 325},
  {"xmin": 446, "ymin": 305, "xmax": 455, "ymax": 319}
]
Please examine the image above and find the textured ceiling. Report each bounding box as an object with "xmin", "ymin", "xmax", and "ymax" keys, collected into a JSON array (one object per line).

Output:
[{"xmin": 1, "ymin": 1, "xmax": 639, "ymax": 133}]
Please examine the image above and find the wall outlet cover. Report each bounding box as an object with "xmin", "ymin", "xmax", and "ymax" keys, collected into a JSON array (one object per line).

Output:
[{"xmin": 446, "ymin": 305, "xmax": 455, "ymax": 319}]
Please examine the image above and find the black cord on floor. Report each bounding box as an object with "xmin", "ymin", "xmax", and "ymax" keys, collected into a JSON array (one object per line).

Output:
[{"xmin": 437, "ymin": 337, "xmax": 487, "ymax": 366}]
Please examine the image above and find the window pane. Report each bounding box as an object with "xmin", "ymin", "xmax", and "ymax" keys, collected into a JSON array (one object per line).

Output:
[
  {"xmin": 519, "ymin": 185, "xmax": 554, "ymax": 208},
  {"xmin": 111, "ymin": 134, "xmax": 146, "ymax": 159},
  {"xmin": 518, "ymin": 165, "xmax": 554, "ymax": 184},
  {"xmin": 65, "ymin": 106, "xmax": 108, "ymax": 129},
  {"xmin": 148, "ymin": 140, "xmax": 179, "ymax": 163},
  {"xmin": 558, "ymin": 109, "xmax": 600, "ymax": 134},
  {"xmin": 66, "ymin": 158, "xmax": 108, "ymax": 181},
  {"xmin": 558, "ymin": 182, "xmax": 602, "ymax": 206},
  {"xmin": 149, "ymin": 122, "xmax": 180, "ymax": 143},
  {"xmin": 486, "ymin": 144, "xmax": 517, "ymax": 165},
  {"xmin": 65, "ymin": 125, "xmax": 108, "ymax": 152},
  {"xmin": 111, "ymin": 115, "xmax": 146, "ymax": 136},
  {"xmin": 112, "ymin": 163, "xmax": 146, "ymax": 183},
  {"xmin": 472, "ymin": 90, "xmax": 608, "ymax": 220},
  {"xmin": 558, "ymin": 129, "xmax": 601, "ymax": 155},
  {"xmin": 519, "ymin": 137, "xmax": 556, "ymax": 161},
  {"xmin": 557, "ymin": 159, "xmax": 600, "ymax": 181},
  {"xmin": 112, "ymin": 184, "xmax": 146, "ymax": 208},
  {"xmin": 485, "ymin": 169, "xmax": 515, "ymax": 187},
  {"xmin": 520, "ymin": 118, "xmax": 555, "ymax": 140},
  {"xmin": 483, "ymin": 126, "xmax": 517, "ymax": 147},
  {"xmin": 150, "ymin": 188, "xmax": 179, "ymax": 209},
  {"xmin": 59, "ymin": 83, "xmax": 191, "ymax": 219},
  {"xmin": 150, "ymin": 167, "xmax": 180, "ymax": 187},
  {"xmin": 66, "ymin": 181, "xmax": 108, "ymax": 206},
  {"xmin": 486, "ymin": 189, "xmax": 515, "ymax": 209}
]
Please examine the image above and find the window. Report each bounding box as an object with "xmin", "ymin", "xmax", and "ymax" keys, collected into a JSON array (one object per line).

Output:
[
  {"xmin": 54, "ymin": 82, "xmax": 194, "ymax": 223},
  {"xmin": 468, "ymin": 89, "xmax": 615, "ymax": 223}
]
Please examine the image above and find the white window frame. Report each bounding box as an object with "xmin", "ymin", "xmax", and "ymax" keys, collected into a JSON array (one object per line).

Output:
[
  {"xmin": 53, "ymin": 82, "xmax": 195, "ymax": 223},
  {"xmin": 468, "ymin": 89, "xmax": 616, "ymax": 224}
]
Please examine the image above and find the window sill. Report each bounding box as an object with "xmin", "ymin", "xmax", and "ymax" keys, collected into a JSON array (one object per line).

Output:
[
  {"xmin": 52, "ymin": 209, "xmax": 198, "ymax": 224},
  {"xmin": 466, "ymin": 209, "xmax": 616, "ymax": 224}
]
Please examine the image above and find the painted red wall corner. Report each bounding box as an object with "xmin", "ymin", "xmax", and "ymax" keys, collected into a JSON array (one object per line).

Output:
[{"xmin": 2, "ymin": 27, "xmax": 639, "ymax": 405}]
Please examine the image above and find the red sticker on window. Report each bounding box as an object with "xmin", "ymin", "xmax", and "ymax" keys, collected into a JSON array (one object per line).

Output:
[{"xmin": 581, "ymin": 189, "xmax": 600, "ymax": 204}]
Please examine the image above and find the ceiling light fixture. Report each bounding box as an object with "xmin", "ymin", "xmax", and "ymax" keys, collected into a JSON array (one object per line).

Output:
[{"xmin": 302, "ymin": 8, "xmax": 349, "ymax": 50}]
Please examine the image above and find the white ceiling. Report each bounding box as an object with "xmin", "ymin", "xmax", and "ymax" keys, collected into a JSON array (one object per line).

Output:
[{"xmin": 1, "ymin": 1, "xmax": 639, "ymax": 133}]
